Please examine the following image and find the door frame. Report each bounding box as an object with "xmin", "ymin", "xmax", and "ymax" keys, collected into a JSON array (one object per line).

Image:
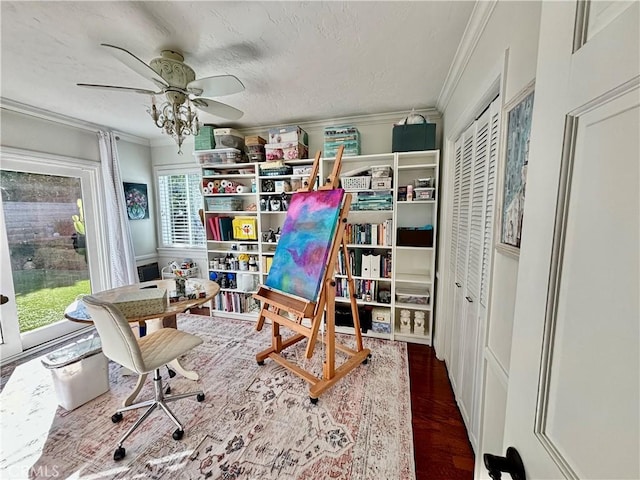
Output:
[{"xmin": 0, "ymin": 147, "xmax": 110, "ymax": 361}]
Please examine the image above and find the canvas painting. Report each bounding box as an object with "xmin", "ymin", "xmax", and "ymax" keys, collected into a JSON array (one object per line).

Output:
[
  {"xmin": 123, "ymin": 182, "xmax": 149, "ymax": 220},
  {"xmin": 500, "ymin": 86, "xmax": 535, "ymax": 249},
  {"xmin": 265, "ymin": 189, "xmax": 344, "ymax": 301}
]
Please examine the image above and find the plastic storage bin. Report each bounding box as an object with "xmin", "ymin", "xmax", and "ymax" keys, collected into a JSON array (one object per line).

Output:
[
  {"xmin": 205, "ymin": 197, "xmax": 244, "ymax": 211},
  {"xmin": 194, "ymin": 148, "xmax": 242, "ymax": 165},
  {"xmin": 395, "ymin": 288, "xmax": 431, "ymax": 305},
  {"xmin": 41, "ymin": 335, "xmax": 109, "ymax": 411}
]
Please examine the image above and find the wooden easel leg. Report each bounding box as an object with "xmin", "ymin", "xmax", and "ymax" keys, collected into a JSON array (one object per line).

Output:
[
  {"xmin": 256, "ymin": 307, "xmax": 283, "ymax": 363},
  {"xmin": 323, "ymin": 279, "xmax": 336, "ymax": 381}
]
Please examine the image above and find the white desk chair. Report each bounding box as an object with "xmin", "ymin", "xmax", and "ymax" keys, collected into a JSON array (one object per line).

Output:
[{"xmin": 82, "ymin": 295, "xmax": 205, "ymax": 461}]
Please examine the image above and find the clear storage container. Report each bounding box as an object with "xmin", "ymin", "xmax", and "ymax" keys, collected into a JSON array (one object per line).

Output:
[{"xmin": 41, "ymin": 334, "xmax": 110, "ymax": 411}]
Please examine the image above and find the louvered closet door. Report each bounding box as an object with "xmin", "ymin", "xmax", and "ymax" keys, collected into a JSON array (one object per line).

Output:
[
  {"xmin": 471, "ymin": 98, "xmax": 501, "ymax": 440},
  {"xmin": 447, "ymin": 139, "xmax": 463, "ymax": 390},
  {"xmin": 460, "ymin": 109, "xmax": 490, "ymax": 438},
  {"xmin": 450, "ymin": 124, "xmax": 475, "ymax": 396},
  {"xmin": 480, "ymin": 101, "xmax": 500, "ymax": 308}
]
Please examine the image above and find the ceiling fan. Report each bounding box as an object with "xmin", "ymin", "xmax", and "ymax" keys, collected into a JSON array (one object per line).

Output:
[{"xmin": 78, "ymin": 44, "xmax": 245, "ymax": 150}]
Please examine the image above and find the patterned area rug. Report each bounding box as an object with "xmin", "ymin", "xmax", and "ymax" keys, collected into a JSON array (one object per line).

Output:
[{"xmin": 1, "ymin": 314, "xmax": 414, "ymax": 480}]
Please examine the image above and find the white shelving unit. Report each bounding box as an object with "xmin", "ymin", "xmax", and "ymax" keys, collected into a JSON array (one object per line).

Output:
[
  {"xmin": 320, "ymin": 150, "xmax": 439, "ymax": 345},
  {"xmin": 199, "ymin": 150, "xmax": 439, "ymax": 345}
]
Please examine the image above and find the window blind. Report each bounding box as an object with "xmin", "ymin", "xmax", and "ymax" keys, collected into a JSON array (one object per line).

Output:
[{"xmin": 158, "ymin": 172, "xmax": 205, "ymax": 247}]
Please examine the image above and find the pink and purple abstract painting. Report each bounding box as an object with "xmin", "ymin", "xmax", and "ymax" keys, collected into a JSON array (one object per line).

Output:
[{"xmin": 265, "ymin": 189, "xmax": 344, "ymax": 301}]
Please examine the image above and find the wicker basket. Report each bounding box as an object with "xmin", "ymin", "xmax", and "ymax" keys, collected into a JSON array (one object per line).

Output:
[{"xmin": 341, "ymin": 175, "xmax": 371, "ymax": 191}]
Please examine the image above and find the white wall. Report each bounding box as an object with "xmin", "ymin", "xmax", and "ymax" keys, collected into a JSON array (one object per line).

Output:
[
  {"xmin": 117, "ymin": 139, "xmax": 157, "ymax": 262},
  {"xmin": 437, "ymin": 0, "xmax": 542, "ymax": 471},
  {"xmin": 1, "ymin": 109, "xmax": 99, "ymax": 161}
]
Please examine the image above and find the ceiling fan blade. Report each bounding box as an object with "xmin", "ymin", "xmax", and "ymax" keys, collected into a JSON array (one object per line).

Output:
[
  {"xmin": 192, "ymin": 97, "xmax": 244, "ymax": 120},
  {"xmin": 187, "ymin": 75, "xmax": 245, "ymax": 97},
  {"xmin": 77, "ymin": 83, "xmax": 159, "ymax": 95},
  {"xmin": 101, "ymin": 43, "xmax": 168, "ymax": 89}
]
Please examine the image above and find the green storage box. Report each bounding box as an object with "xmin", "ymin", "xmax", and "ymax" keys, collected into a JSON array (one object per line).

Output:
[
  {"xmin": 392, "ymin": 123, "xmax": 436, "ymax": 152},
  {"xmin": 195, "ymin": 126, "xmax": 216, "ymax": 151}
]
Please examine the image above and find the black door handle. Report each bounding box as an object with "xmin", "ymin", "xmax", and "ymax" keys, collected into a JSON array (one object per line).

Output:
[
  {"xmin": 0, "ymin": 294, "xmax": 8, "ymax": 305},
  {"xmin": 484, "ymin": 446, "xmax": 526, "ymax": 480},
  {"xmin": 455, "ymin": 282, "xmax": 461, "ymax": 288},
  {"xmin": 465, "ymin": 296, "xmax": 473, "ymax": 302}
]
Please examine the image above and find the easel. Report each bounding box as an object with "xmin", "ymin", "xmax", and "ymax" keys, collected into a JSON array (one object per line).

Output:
[{"xmin": 253, "ymin": 146, "xmax": 371, "ymax": 403}]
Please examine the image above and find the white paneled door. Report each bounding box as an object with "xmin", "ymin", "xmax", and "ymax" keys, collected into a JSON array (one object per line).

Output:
[{"xmin": 493, "ymin": 1, "xmax": 639, "ymax": 479}]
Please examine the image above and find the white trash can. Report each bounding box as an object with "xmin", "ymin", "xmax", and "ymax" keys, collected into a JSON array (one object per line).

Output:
[{"xmin": 41, "ymin": 334, "xmax": 110, "ymax": 411}]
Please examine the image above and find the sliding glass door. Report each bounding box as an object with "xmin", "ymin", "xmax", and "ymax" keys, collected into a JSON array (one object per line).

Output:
[{"xmin": 0, "ymin": 150, "xmax": 106, "ymax": 360}]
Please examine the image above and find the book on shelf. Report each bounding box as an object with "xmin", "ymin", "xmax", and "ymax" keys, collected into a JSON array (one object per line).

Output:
[
  {"xmin": 213, "ymin": 291, "xmax": 259, "ymax": 313},
  {"xmin": 207, "ymin": 216, "xmax": 235, "ymax": 241},
  {"xmin": 345, "ymin": 220, "xmax": 393, "ymax": 246},
  {"xmin": 336, "ymin": 250, "xmax": 391, "ymax": 278}
]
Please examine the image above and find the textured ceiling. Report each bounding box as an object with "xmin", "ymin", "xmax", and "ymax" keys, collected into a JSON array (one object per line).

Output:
[{"xmin": 0, "ymin": 1, "xmax": 475, "ymax": 141}]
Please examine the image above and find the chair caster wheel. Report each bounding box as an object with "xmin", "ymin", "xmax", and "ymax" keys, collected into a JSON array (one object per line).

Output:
[
  {"xmin": 165, "ymin": 386, "xmax": 171, "ymax": 394},
  {"xmin": 257, "ymin": 360, "xmax": 264, "ymax": 366},
  {"xmin": 197, "ymin": 393, "xmax": 205, "ymax": 402},
  {"xmin": 167, "ymin": 368, "xmax": 176, "ymax": 378},
  {"xmin": 362, "ymin": 358, "xmax": 368, "ymax": 364},
  {"xmin": 111, "ymin": 412, "xmax": 123, "ymax": 423},
  {"xmin": 114, "ymin": 447, "xmax": 126, "ymax": 461},
  {"xmin": 309, "ymin": 397, "xmax": 318, "ymax": 405},
  {"xmin": 172, "ymin": 429, "xmax": 184, "ymax": 440}
]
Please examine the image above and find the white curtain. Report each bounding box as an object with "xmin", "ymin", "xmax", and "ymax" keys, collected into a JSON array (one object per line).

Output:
[{"xmin": 98, "ymin": 131, "xmax": 138, "ymax": 287}]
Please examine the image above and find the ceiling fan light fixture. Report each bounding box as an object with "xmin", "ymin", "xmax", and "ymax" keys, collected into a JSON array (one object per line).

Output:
[
  {"xmin": 78, "ymin": 44, "xmax": 245, "ymax": 151},
  {"xmin": 148, "ymin": 96, "xmax": 201, "ymax": 153}
]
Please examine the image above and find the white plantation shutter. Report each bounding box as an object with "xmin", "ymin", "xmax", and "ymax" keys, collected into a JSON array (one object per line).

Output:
[
  {"xmin": 158, "ymin": 171, "xmax": 205, "ymax": 247},
  {"xmin": 480, "ymin": 100, "xmax": 501, "ymax": 306},
  {"xmin": 450, "ymin": 140, "xmax": 463, "ymax": 275},
  {"xmin": 467, "ymin": 111, "xmax": 490, "ymax": 299}
]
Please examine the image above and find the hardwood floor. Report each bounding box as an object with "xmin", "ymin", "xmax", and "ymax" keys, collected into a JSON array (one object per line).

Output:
[{"xmin": 408, "ymin": 343, "xmax": 475, "ymax": 479}]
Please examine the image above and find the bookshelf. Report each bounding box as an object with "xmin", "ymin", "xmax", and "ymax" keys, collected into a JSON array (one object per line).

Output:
[{"xmin": 199, "ymin": 150, "xmax": 439, "ymax": 345}]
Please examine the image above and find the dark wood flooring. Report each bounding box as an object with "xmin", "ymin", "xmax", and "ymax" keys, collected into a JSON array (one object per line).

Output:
[{"xmin": 408, "ymin": 343, "xmax": 475, "ymax": 479}]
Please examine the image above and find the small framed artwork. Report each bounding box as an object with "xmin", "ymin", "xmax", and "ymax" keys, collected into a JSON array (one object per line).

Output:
[
  {"xmin": 123, "ymin": 182, "xmax": 149, "ymax": 220},
  {"xmin": 496, "ymin": 80, "xmax": 535, "ymax": 257}
]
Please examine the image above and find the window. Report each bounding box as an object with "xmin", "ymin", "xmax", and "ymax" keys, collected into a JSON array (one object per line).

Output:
[{"xmin": 157, "ymin": 169, "xmax": 205, "ymax": 247}]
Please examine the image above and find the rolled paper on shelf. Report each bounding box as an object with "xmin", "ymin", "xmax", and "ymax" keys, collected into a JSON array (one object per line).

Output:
[
  {"xmin": 207, "ymin": 182, "xmax": 215, "ymax": 190},
  {"xmin": 203, "ymin": 187, "xmax": 211, "ymax": 194},
  {"xmin": 236, "ymin": 185, "xmax": 246, "ymax": 193},
  {"xmin": 225, "ymin": 185, "xmax": 236, "ymax": 193},
  {"xmin": 220, "ymin": 180, "xmax": 229, "ymax": 188},
  {"xmin": 212, "ymin": 180, "xmax": 221, "ymax": 189}
]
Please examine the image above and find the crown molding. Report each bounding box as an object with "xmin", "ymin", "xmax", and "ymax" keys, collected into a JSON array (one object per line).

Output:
[
  {"xmin": 0, "ymin": 98, "xmax": 150, "ymax": 146},
  {"xmin": 239, "ymin": 108, "xmax": 441, "ymax": 137},
  {"xmin": 436, "ymin": 0, "xmax": 498, "ymax": 113}
]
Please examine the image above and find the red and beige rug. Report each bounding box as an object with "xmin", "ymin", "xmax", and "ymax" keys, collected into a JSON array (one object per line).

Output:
[{"xmin": 1, "ymin": 314, "xmax": 414, "ymax": 479}]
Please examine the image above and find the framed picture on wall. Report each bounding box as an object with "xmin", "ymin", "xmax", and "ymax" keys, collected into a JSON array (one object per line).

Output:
[
  {"xmin": 496, "ymin": 80, "xmax": 535, "ymax": 256},
  {"xmin": 123, "ymin": 182, "xmax": 149, "ymax": 220}
]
